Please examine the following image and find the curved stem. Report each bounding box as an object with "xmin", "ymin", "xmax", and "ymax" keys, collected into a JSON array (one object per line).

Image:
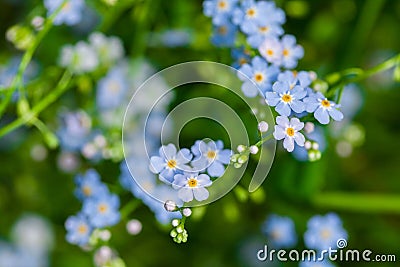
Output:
[
  {"xmin": 0, "ymin": 0, "xmax": 67, "ymax": 119},
  {"xmin": 0, "ymin": 70, "xmax": 72, "ymax": 138}
]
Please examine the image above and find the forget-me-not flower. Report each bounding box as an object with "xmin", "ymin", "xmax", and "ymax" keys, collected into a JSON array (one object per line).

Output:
[
  {"xmin": 266, "ymin": 80, "xmax": 307, "ymax": 116},
  {"xmin": 243, "ymin": 21, "xmax": 284, "ymax": 48},
  {"xmin": 74, "ymin": 169, "xmax": 108, "ymax": 201},
  {"xmin": 304, "ymin": 213, "xmax": 348, "ymax": 251},
  {"xmin": 82, "ymin": 193, "xmax": 120, "ymax": 228},
  {"xmin": 277, "ymin": 70, "xmax": 312, "ymax": 89},
  {"xmin": 44, "ymin": 0, "xmax": 85, "ymax": 26},
  {"xmin": 273, "ymin": 116, "xmax": 305, "ymax": 152},
  {"xmin": 258, "ymin": 37, "xmax": 283, "ymax": 66},
  {"xmin": 172, "ymin": 172, "xmax": 212, "ymax": 202},
  {"xmin": 233, "ymin": 0, "xmax": 277, "ymax": 31},
  {"xmin": 262, "ymin": 214, "xmax": 297, "ymax": 248},
  {"xmin": 150, "ymin": 144, "xmax": 192, "ymax": 183},
  {"xmin": 65, "ymin": 214, "xmax": 92, "ymax": 246},
  {"xmin": 280, "ymin": 35, "xmax": 304, "ymax": 69},
  {"xmin": 238, "ymin": 56, "xmax": 280, "ymax": 97},
  {"xmin": 203, "ymin": 0, "xmax": 238, "ymax": 26},
  {"xmin": 57, "ymin": 110, "xmax": 92, "ymax": 151},
  {"xmin": 231, "ymin": 47, "xmax": 251, "ymax": 69},
  {"xmin": 191, "ymin": 140, "xmax": 232, "ymax": 177},
  {"xmin": 96, "ymin": 66, "xmax": 128, "ymax": 110},
  {"xmin": 211, "ymin": 22, "xmax": 238, "ymax": 47},
  {"xmin": 304, "ymin": 92, "xmax": 344, "ymax": 125}
]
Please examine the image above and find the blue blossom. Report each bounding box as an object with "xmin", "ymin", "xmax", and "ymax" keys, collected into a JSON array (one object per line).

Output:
[
  {"xmin": 262, "ymin": 214, "xmax": 297, "ymax": 248},
  {"xmin": 96, "ymin": 66, "xmax": 128, "ymax": 110},
  {"xmin": 82, "ymin": 193, "xmax": 120, "ymax": 228},
  {"xmin": 57, "ymin": 110, "xmax": 92, "ymax": 151},
  {"xmin": 277, "ymin": 70, "xmax": 312, "ymax": 89},
  {"xmin": 233, "ymin": 0, "xmax": 284, "ymax": 31},
  {"xmin": 150, "ymin": 144, "xmax": 192, "ymax": 183},
  {"xmin": 172, "ymin": 172, "xmax": 212, "ymax": 202},
  {"xmin": 258, "ymin": 37, "xmax": 283, "ymax": 66},
  {"xmin": 211, "ymin": 22, "xmax": 238, "ymax": 47},
  {"xmin": 304, "ymin": 213, "xmax": 348, "ymax": 251},
  {"xmin": 231, "ymin": 47, "xmax": 251, "ymax": 69},
  {"xmin": 238, "ymin": 56, "xmax": 280, "ymax": 97},
  {"xmin": 243, "ymin": 21, "xmax": 284, "ymax": 48},
  {"xmin": 266, "ymin": 81, "xmax": 307, "ymax": 116},
  {"xmin": 304, "ymin": 92, "xmax": 344, "ymax": 124},
  {"xmin": 88, "ymin": 32, "xmax": 125, "ymax": 65},
  {"xmin": 59, "ymin": 42, "xmax": 99, "ymax": 74},
  {"xmin": 273, "ymin": 116, "xmax": 305, "ymax": 152},
  {"xmin": 65, "ymin": 214, "xmax": 92, "ymax": 246},
  {"xmin": 203, "ymin": 0, "xmax": 238, "ymax": 26},
  {"xmin": 44, "ymin": 0, "xmax": 85, "ymax": 26},
  {"xmin": 191, "ymin": 140, "xmax": 232, "ymax": 177},
  {"xmin": 280, "ymin": 35, "xmax": 304, "ymax": 69},
  {"xmin": 74, "ymin": 169, "xmax": 108, "ymax": 201}
]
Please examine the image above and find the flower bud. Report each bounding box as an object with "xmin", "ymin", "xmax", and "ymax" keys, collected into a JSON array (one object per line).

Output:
[
  {"xmin": 182, "ymin": 208, "xmax": 192, "ymax": 217},
  {"xmin": 171, "ymin": 219, "xmax": 180, "ymax": 227},
  {"xmin": 238, "ymin": 154, "xmax": 248, "ymax": 164},
  {"xmin": 258, "ymin": 121, "xmax": 269, "ymax": 133},
  {"xmin": 164, "ymin": 200, "xmax": 177, "ymax": 212},
  {"xmin": 126, "ymin": 219, "xmax": 142, "ymax": 235},
  {"xmin": 237, "ymin": 145, "xmax": 246, "ymax": 153},
  {"xmin": 249, "ymin": 145, "xmax": 259, "ymax": 154},
  {"xmin": 304, "ymin": 122, "xmax": 315, "ymax": 134}
]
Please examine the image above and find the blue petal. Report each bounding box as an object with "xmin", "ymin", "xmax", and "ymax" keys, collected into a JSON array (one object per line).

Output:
[
  {"xmin": 314, "ymin": 107, "xmax": 330, "ymax": 124},
  {"xmin": 207, "ymin": 161, "xmax": 225, "ymax": 177}
]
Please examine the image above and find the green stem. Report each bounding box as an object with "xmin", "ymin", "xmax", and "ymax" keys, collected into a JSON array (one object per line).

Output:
[
  {"xmin": 312, "ymin": 192, "xmax": 400, "ymax": 214},
  {"xmin": 255, "ymin": 133, "xmax": 273, "ymax": 147},
  {"xmin": 328, "ymin": 53, "xmax": 400, "ymax": 96},
  {"xmin": 120, "ymin": 199, "xmax": 141, "ymax": 219},
  {"xmin": 0, "ymin": 70, "xmax": 72, "ymax": 138},
  {"xmin": 0, "ymin": 0, "xmax": 67, "ymax": 119}
]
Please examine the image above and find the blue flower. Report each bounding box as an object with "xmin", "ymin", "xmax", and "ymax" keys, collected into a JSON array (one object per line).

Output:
[
  {"xmin": 273, "ymin": 116, "xmax": 305, "ymax": 152},
  {"xmin": 191, "ymin": 140, "xmax": 232, "ymax": 177},
  {"xmin": 277, "ymin": 70, "xmax": 312, "ymax": 89},
  {"xmin": 74, "ymin": 169, "xmax": 108, "ymax": 201},
  {"xmin": 304, "ymin": 213, "xmax": 348, "ymax": 251},
  {"xmin": 203, "ymin": 0, "xmax": 238, "ymax": 26},
  {"xmin": 243, "ymin": 21, "xmax": 284, "ymax": 48},
  {"xmin": 44, "ymin": 0, "xmax": 85, "ymax": 26},
  {"xmin": 96, "ymin": 66, "xmax": 128, "ymax": 110},
  {"xmin": 211, "ymin": 22, "xmax": 238, "ymax": 47},
  {"xmin": 280, "ymin": 35, "xmax": 304, "ymax": 69},
  {"xmin": 82, "ymin": 193, "xmax": 120, "ymax": 228},
  {"xmin": 304, "ymin": 92, "xmax": 344, "ymax": 124},
  {"xmin": 150, "ymin": 144, "xmax": 192, "ymax": 183},
  {"xmin": 231, "ymin": 47, "xmax": 251, "ymax": 69},
  {"xmin": 266, "ymin": 81, "xmax": 307, "ymax": 116},
  {"xmin": 57, "ymin": 110, "xmax": 92, "ymax": 151},
  {"xmin": 65, "ymin": 214, "xmax": 92, "ymax": 246},
  {"xmin": 262, "ymin": 214, "xmax": 297, "ymax": 248},
  {"xmin": 172, "ymin": 172, "xmax": 212, "ymax": 202},
  {"xmin": 258, "ymin": 37, "xmax": 283, "ymax": 66},
  {"xmin": 238, "ymin": 56, "xmax": 280, "ymax": 97}
]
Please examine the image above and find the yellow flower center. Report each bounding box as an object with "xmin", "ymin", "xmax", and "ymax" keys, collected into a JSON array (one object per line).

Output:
[
  {"xmin": 82, "ymin": 186, "xmax": 91, "ymax": 196},
  {"xmin": 218, "ymin": 26, "xmax": 227, "ymax": 35},
  {"xmin": 239, "ymin": 57, "xmax": 248, "ymax": 65},
  {"xmin": 321, "ymin": 99, "xmax": 331, "ymax": 108},
  {"xmin": 254, "ymin": 73, "xmax": 264, "ymax": 83},
  {"xmin": 187, "ymin": 178, "xmax": 198, "ymax": 188},
  {"xmin": 207, "ymin": 150, "xmax": 217, "ymax": 159},
  {"xmin": 98, "ymin": 204, "xmax": 108, "ymax": 214},
  {"xmin": 109, "ymin": 81, "xmax": 120, "ymax": 94},
  {"xmin": 218, "ymin": 0, "xmax": 227, "ymax": 9},
  {"xmin": 259, "ymin": 26, "xmax": 269, "ymax": 33},
  {"xmin": 286, "ymin": 127, "xmax": 295, "ymax": 137},
  {"xmin": 266, "ymin": 49, "xmax": 274, "ymax": 56},
  {"xmin": 247, "ymin": 8, "xmax": 256, "ymax": 17},
  {"xmin": 62, "ymin": 2, "xmax": 71, "ymax": 10},
  {"xmin": 283, "ymin": 49, "xmax": 289, "ymax": 57},
  {"xmin": 292, "ymin": 70, "xmax": 298, "ymax": 77},
  {"xmin": 281, "ymin": 94, "xmax": 292, "ymax": 103},
  {"xmin": 321, "ymin": 229, "xmax": 331, "ymax": 240},
  {"xmin": 78, "ymin": 224, "xmax": 88, "ymax": 234},
  {"xmin": 166, "ymin": 159, "xmax": 177, "ymax": 169}
]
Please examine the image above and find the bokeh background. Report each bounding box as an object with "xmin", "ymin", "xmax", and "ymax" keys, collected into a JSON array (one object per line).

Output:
[{"xmin": 0, "ymin": 0, "xmax": 400, "ymax": 266}]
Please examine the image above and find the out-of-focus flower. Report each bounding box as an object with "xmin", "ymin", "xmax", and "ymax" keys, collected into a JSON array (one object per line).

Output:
[
  {"xmin": 65, "ymin": 214, "xmax": 92, "ymax": 246},
  {"xmin": 203, "ymin": 0, "xmax": 238, "ymax": 26},
  {"xmin": 88, "ymin": 32, "xmax": 124, "ymax": 65},
  {"xmin": 59, "ymin": 42, "xmax": 98, "ymax": 74},
  {"xmin": 82, "ymin": 193, "xmax": 120, "ymax": 228},
  {"xmin": 96, "ymin": 66, "xmax": 128, "ymax": 110},
  {"xmin": 57, "ymin": 110, "xmax": 92, "ymax": 151},
  {"xmin": 74, "ymin": 169, "xmax": 109, "ymax": 201},
  {"xmin": 261, "ymin": 214, "xmax": 297, "ymax": 248},
  {"xmin": 211, "ymin": 22, "xmax": 238, "ymax": 47},
  {"xmin": 44, "ymin": 0, "xmax": 85, "ymax": 26}
]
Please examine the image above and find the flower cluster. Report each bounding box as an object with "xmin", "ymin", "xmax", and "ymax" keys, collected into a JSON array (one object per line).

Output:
[
  {"xmin": 262, "ymin": 213, "xmax": 347, "ymax": 267},
  {"xmin": 65, "ymin": 169, "xmax": 120, "ymax": 246},
  {"xmin": 44, "ymin": 0, "xmax": 85, "ymax": 26},
  {"xmin": 204, "ymin": 0, "xmax": 344, "ymax": 158},
  {"xmin": 150, "ymin": 140, "xmax": 232, "ymax": 203}
]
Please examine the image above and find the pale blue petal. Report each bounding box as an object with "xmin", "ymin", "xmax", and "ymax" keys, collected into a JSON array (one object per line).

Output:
[
  {"xmin": 273, "ymin": 125, "xmax": 286, "ymax": 140},
  {"xmin": 314, "ymin": 107, "xmax": 330, "ymax": 124},
  {"xmin": 207, "ymin": 161, "xmax": 225, "ymax": 177},
  {"xmin": 328, "ymin": 108, "xmax": 344, "ymax": 121},
  {"xmin": 150, "ymin": 156, "xmax": 165, "ymax": 173},
  {"xmin": 178, "ymin": 188, "xmax": 194, "ymax": 202},
  {"xmin": 218, "ymin": 149, "xmax": 232, "ymax": 164},
  {"xmin": 283, "ymin": 137, "xmax": 295, "ymax": 152},
  {"xmin": 193, "ymin": 187, "xmax": 210, "ymax": 201},
  {"xmin": 242, "ymin": 81, "xmax": 259, "ymax": 97}
]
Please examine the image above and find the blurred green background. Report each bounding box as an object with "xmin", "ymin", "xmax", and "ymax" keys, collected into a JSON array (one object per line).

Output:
[{"xmin": 0, "ymin": 0, "xmax": 400, "ymax": 266}]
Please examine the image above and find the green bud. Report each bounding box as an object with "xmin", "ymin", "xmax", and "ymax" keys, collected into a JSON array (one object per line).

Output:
[
  {"xmin": 170, "ymin": 229, "xmax": 177, "ymax": 238},
  {"xmin": 238, "ymin": 154, "xmax": 248, "ymax": 164},
  {"xmin": 6, "ymin": 25, "xmax": 35, "ymax": 51},
  {"xmin": 230, "ymin": 154, "xmax": 239, "ymax": 163},
  {"xmin": 176, "ymin": 225, "xmax": 184, "ymax": 234},
  {"xmin": 233, "ymin": 163, "xmax": 242, "ymax": 169},
  {"xmin": 108, "ymin": 258, "xmax": 126, "ymax": 267},
  {"xmin": 312, "ymin": 79, "xmax": 329, "ymax": 94},
  {"xmin": 308, "ymin": 149, "xmax": 321, "ymax": 162}
]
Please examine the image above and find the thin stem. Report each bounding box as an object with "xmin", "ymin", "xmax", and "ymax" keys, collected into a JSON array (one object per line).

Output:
[
  {"xmin": 255, "ymin": 133, "xmax": 273, "ymax": 147},
  {"xmin": 312, "ymin": 192, "xmax": 400, "ymax": 214},
  {"xmin": 0, "ymin": 0, "xmax": 67, "ymax": 119},
  {"xmin": 120, "ymin": 199, "xmax": 141, "ymax": 219},
  {"xmin": 0, "ymin": 70, "xmax": 72, "ymax": 138}
]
